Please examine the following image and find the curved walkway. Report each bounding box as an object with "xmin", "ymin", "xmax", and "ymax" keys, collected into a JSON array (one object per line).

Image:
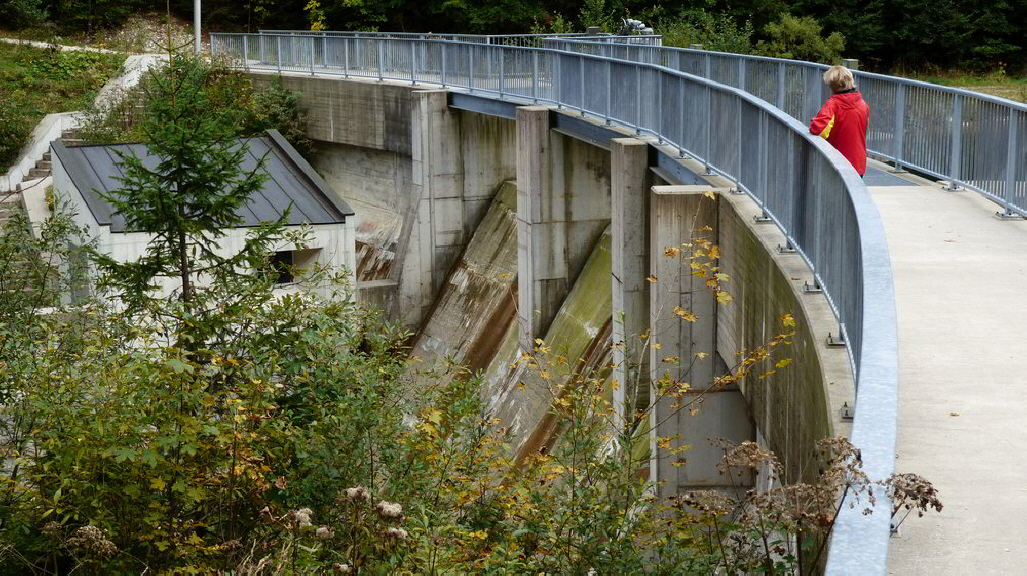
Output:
[{"xmin": 867, "ymin": 162, "xmax": 1027, "ymax": 574}]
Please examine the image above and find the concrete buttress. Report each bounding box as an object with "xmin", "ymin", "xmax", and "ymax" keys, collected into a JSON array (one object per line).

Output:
[
  {"xmin": 649, "ymin": 186, "xmax": 754, "ymax": 501},
  {"xmin": 404, "ymin": 89, "xmax": 466, "ymax": 325},
  {"xmin": 610, "ymin": 138, "xmax": 652, "ymax": 428},
  {"xmin": 516, "ymin": 106, "xmax": 566, "ymax": 351}
]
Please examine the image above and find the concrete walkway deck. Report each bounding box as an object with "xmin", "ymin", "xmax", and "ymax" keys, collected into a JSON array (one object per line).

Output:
[{"xmin": 868, "ymin": 168, "xmax": 1027, "ymax": 574}]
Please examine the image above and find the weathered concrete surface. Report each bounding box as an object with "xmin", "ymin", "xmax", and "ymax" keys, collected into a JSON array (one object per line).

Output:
[
  {"xmin": 517, "ymin": 106, "xmax": 612, "ymax": 350},
  {"xmin": 648, "ymin": 186, "xmax": 752, "ymax": 498},
  {"xmin": 252, "ymin": 73, "xmax": 413, "ymax": 154},
  {"xmin": 262, "ymin": 74, "xmax": 517, "ymax": 326},
  {"xmin": 408, "ymin": 182, "xmax": 518, "ymax": 374},
  {"xmin": 611, "ymin": 138, "xmax": 653, "ymax": 427},
  {"xmin": 483, "ymin": 228, "xmax": 613, "ymax": 460},
  {"xmin": 716, "ymin": 189, "xmax": 841, "ymax": 484},
  {"xmin": 870, "ymin": 180, "xmax": 1027, "ymax": 575}
]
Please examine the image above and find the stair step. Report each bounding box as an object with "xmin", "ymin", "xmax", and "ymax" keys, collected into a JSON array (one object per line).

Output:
[
  {"xmin": 35, "ymin": 160, "xmax": 52, "ymax": 170},
  {"xmin": 27, "ymin": 168, "xmax": 50, "ymax": 179},
  {"xmin": 62, "ymin": 138, "xmax": 84, "ymax": 146},
  {"xmin": 42, "ymin": 152, "xmax": 51, "ymax": 161}
]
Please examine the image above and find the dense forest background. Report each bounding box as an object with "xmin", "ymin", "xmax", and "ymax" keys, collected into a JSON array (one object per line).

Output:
[{"xmin": 1, "ymin": 0, "xmax": 1024, "ymax": 73}]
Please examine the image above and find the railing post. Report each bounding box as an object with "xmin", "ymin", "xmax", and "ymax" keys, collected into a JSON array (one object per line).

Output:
[
  {"xmin": 555, "ymin": 52, "xmax": 561, "ymax": 109},
  {"xmin": 579, "ymin": 55, "xmax": 586, "ymax": 116},
  {"xmin": 377, "ymin": 39, "xmax": 384, "ymax": 81},
  {"xmin": 945, "ymin": 94, "xmax": 962, "ymax": 190},
  {"xmin": 998, "ymin": 109, "xmax": 1020, "ymax": 218},
  {"xmin": 242, "ymin": 36, "xmax": 249, "ymax": 70},
  {"xmin": 404, "ymin": 41, "xmax": 412, "ymax": 84},
  {"xmin": 656, "ymin": 72, "xmax": 663, "ymax": 143},
  {"xmin": 891, "ymin": 83, "xmax": 906, "ymax": 172},
  {"xmin": 498, "ymin": 46, "xmax": 505, "ymax": 98},
  {"xmin": 738, "ymin": 58, "xmax": 746, "ymax": 90},
  {"xmin": 635, "ymin": 66, "xmax": 642, "ymax": 135},
  {"xmin": 532, "ymin": 51, "xmax": 538, "ymax": 104},
  {"xmin": 605, "ymin": 60, "xmax": 612, "ymax": 126},
  {"xmin": 487, "ymin": 45, "xmax": 493, "ymax": 92},
  {"xmin": 322, "ymin": 33, "xmax": 327, "ymax": 67},
  {"xmin": 343, "ymin": 38, "xmax": 349, "ymax": 77},
  {"xmin": 776, "ymin": 62, "xmax": 786, "ymax": 110},
  {"xmin": 441, "ymin": 42, "xmax": 447, "ymax": 87},
  {"xmin": 469, "ymin": 44, "xmax": 475, "ymax": 93},
  {"xmin": 704, "ymin": 86, "xmax": 713, "ymax": 175},
  {"xmin": 309, "ymin": 36, "xmax": 315, "ymax": 76},
  {"xmin": 276, "ymin": 35, "xmax": 282, "ymax": 73}
]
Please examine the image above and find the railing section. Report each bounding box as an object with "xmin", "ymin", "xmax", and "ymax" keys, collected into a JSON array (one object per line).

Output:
[
  {"xmin": 210, "ymin": 32, "xmax": 898, "ymax": 574},
  {"xmin": 256, "ymin": 30, "xmax": 662, "ymax": 48},
  {"xmin": 549, "ymin": 40, "xmax": 1027, "ymax": 217}
]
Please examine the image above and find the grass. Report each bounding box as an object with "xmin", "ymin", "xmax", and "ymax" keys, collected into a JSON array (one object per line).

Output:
[
  {"xmin": 905, "ymin": 70, "xmax": 1027, "ymax": 103},
  {"xmin": 0, "ymin": 42, "xmax": 124, "ymax": 169}
]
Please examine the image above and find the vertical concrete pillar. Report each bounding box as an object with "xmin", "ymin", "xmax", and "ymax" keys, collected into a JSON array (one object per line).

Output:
[
  {"xmin": 611, "ymin": 138, "xmax": 651, "ymax": 427},
  {"xmin": 516, "ymin": 106, "xmax": 567, "ymax": 351},
  {"xmin": 403, "ymin": 89, "xmax": 465, "ymax": 326},
  {"xmin": 649, "ymin": 186, "xmax": 753, "ymax": 501}
]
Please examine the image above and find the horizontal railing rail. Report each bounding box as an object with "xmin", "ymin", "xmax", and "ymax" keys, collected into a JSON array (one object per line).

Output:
[
  {"xmin": 210, "ymin": 32, "xmax": 898, "ymax": 574},
  {"xmin": 255, "ymin": 30, "xmax": 663, "ymax": 47},
  {"xmin": 548, "ymin": 40, "xmax": 1027, "ymax": 217}
]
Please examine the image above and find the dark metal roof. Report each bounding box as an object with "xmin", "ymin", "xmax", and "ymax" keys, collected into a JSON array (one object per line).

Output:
[{"xmin": 52, "ymin": 129, "xmax": 354, "ymax": 233}]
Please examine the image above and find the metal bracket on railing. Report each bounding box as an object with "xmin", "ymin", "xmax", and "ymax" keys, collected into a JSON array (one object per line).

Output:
[
  {"xmin": 995, "ymin": 209, "xmax": 1024, "ymax": 220},
  {"xmin": 827, "ymin": 328, "xmax": 847, "ymax": 347},
  {"xmin": 839, "ymin": 401, "xmax": 855, "ymax": 421},
  {"xmin": 778, "ymin": 241, "xmax": 796, "ymax": 254},
  {"xmin": 753, "ymin": 210, "xmax": 772, "ymax": 223},
  {"xmin": 803, "ymin": 280, "xmax": 822, "ymax": 294}
]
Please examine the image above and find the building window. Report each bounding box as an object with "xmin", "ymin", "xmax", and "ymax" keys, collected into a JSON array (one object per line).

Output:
[
  {"xmin": 268, "ymin": 251, "xmax": 294, "ymax": 284},
  {"xmin": 266, "ymin": 248, "xmax": 322, "ymax": 285}
]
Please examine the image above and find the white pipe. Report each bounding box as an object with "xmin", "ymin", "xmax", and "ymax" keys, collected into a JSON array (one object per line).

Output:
[{"xmin": 194, "ymin": 0, "xmax": 201, "ymax": 54}]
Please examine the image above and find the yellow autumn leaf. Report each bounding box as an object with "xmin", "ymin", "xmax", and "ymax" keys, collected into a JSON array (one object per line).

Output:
[
  {"xmin": 781, "ymin": 313, "xmax": 796, "ymax": 327},
  {"xmin": 672, "ymin": 306, "xmax": 698, "ymax": 322},
  {"xmin": 716, "ymin": 291, "xmax": 733, "ymax": 305},
  {"xmin": 703, "ymin": 191, "xmax": 716, "ymax": 199},
  {"xmin": 646, "ymin": 275, "xmax": 658, "ymax": 283},
  {"xmin": 775, "ymin": 358, "xmax": 793, "ymax": 369},
  {"xmin": 710, "ymin": 245, "xmax": 721, "ymax": 259}
]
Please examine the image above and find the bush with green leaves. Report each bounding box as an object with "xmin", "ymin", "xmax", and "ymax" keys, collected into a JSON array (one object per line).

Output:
[
  {"xmin": 757, "ymin": 13, "xmax": 845, "ymax": 64},
  {"xmin": 78, "ymin": 57, "xmax": 312, "ymax": 157},
  {"xmin": 0, "ymin": 0, "xmax": 46, "ymax": 29}
]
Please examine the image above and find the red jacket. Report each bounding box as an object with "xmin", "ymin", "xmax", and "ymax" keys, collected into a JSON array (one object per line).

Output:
[{"xmin": 809, "ymin": 90, "xmax": 869, "ymax": 175}]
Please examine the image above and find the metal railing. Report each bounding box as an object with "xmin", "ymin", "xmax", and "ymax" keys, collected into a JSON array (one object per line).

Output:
[
  {"xmin": 257, "ymin": 30, "xmax": 663, "ymax": 48},
  {"xmin": 548, "ymin": 40, "xmax": 1027, "ymax": 217},
  {"xmin": 210, "ymin": 32, "xmax": 898, "ymax": 574}
]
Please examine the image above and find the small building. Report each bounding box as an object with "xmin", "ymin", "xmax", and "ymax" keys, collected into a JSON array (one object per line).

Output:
[{"xmin": 50, "ymin": 129, "xmax": 356, "ymax": 300}]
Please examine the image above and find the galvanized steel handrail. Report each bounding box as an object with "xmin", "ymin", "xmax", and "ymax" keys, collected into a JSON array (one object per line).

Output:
[
  {"xmin": 255, "ymin": 30, "xmax": 663, "ymax": 47},
  {"xmin": 210, "ymin": 32, "xmax": 898, "ymax": 573},
  {"xmin": 549, "ymin": 39, "xmax": 1027, "ymax": 217}
]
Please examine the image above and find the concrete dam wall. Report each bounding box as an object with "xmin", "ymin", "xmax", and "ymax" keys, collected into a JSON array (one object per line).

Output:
[{"xmin": 251, "ymin": 72, "xmax": 854, "ymax": 496}]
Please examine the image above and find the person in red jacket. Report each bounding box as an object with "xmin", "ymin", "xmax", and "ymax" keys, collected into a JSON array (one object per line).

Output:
[{"xmin": 809, "ymin": 66, "xmax": 869, "ymax": 176}]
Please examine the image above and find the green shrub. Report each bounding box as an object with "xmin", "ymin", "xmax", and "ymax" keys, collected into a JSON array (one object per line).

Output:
[
  {"xmin": 657, "ymin": 9, "xmax": 756, "ymax": 54},
  {"xmin": 0, "ymin": 0, "xmax": 46, "ymax": 29},
  {"xmin": 757, "ymin": 13, "xmax": 845, "ymax": 64}
]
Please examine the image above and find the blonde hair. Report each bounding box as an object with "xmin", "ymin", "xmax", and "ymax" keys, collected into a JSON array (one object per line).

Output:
[{"xmin": 822, "ymin": 66, "xmax": 855, "ymax": 93}]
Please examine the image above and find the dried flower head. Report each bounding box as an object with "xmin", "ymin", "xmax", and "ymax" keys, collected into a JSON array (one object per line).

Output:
[
  {"xmin": 383, "ymin": 526, "xmax": 408, "ymax": 540},
  {"xmin": 343, "ymin": 486, "xmax": 371, "ymax": 502},
  {"xmin": 67, "ymin": 525, "xmax": 118, "ymax": 558},
  {"xmin": 316, "ymin": 526, "xmax": 335, "ymax": 540},
  {"xmin": 41, "ymin": 521, "xmax": 62, "ymax": 538},
  {"xmin": 290, "ymin": 508, "xmax": 313, "ymax": 528},
  {"xmin": 375, "ymin": 500, "xmax": 403, "ymax": 519},
  {"xmin": 332, "ymin": 563, "xmax": 352, "ymax": 573}
]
